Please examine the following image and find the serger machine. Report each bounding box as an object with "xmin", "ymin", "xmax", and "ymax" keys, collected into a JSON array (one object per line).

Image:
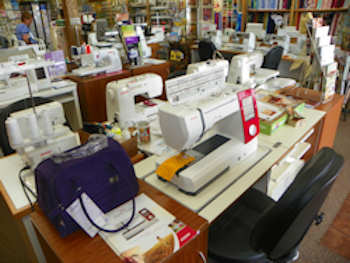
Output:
[
  {"xmin": 222, "ymin": 29, "xmax": 256, "ymax": 52},
  {"xmin": 106, "ymin": 73, "xmax": 164, "ymax": 127},
  {"xmin": 227, "ymin": 52, "xmax": 279, "ymax": 86},
  {"xmin": 72, "ymin": 47, "xmax": 122, "ymax": 77},
  {"xmin": 5, "ymin": 102, "xmax": 79, "ymax": 169},
  {"xmin": 155, "ymin": 65, "xmax": 259, "ymax": 194}
]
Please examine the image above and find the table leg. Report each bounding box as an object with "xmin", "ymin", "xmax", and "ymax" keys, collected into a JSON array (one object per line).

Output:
[{"xmin": 22, "ymin": 215, "xmax": 46, "ymax": 263}]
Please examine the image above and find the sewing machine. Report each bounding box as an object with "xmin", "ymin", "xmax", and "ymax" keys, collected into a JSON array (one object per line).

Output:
[
  {"xmin": 201, "ymin": 23, "xmax": 222, "ymax": 49},
  {"xmin": 186, "ymin": 59, "xmax": 229, "ymax": 79},
  {"xmin": 0, "ymin": 57, "xmax": 54, "ymax": 102},
  {"xmin": 262, "ymin": 34, "xmax": 290, "ymax": 55},
  {"xmin": 246, "ymin": 23, "xmax": 266, "ymax": 40},
  {"xmin": 5, "ymin": 101, "xmax": 79, "ymax": 169},
  {"xmin": 278, "ymin": 27, "xmax": 306, "ymax": 55},
  {"xmin": 154, "ymin": 65, "xmax": 259, "ymax": 194},
  {"xmin": 72, "ymin": 47, "xmax": 122, "ymax": 76},
  {"xmin": 106, "ymin": 73, "xmax": 164, "ymax": 127},
  {"xmin": 222, "ymin": 30, "xmax": 256, "ymax": 52},
  {"xmin": 156, "ymin": 88, "xmax": 259, "ymax": 194},
  {"xmin": 227, "ymin": 52, "xmax": 279, "ymax": 86}
]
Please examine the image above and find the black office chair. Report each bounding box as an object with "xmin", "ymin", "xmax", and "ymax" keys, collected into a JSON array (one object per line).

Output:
[
  {"xmin": 0, "ymin": 97, "xmax": 54, "ymax": 156},
  {"xmin": 208, "ymin": 147, "xmax": 344, "ymax": 263},
  {"xmin": 262, "ymin": 46, "xmax": 284, "ymax": 70},
  {"xmin": 198, "ymin": 40, "xmax": 217, "ymax": 61}
]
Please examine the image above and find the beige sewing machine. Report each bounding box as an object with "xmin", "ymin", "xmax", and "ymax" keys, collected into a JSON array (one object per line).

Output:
[{"xmin": 155, "ymin": 66, "xmax": 260, "ymax": 195}]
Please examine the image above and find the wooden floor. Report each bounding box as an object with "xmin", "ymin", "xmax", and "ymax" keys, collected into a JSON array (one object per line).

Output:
[{"xmin": 321, "ymin": 193, "xmax": 350, "ymax": 260}]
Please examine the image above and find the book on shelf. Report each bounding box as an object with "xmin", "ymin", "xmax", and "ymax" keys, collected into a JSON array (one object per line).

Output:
[{"xmin": 100, "ymin": 194, "xmax": 198, "ymax": 263}]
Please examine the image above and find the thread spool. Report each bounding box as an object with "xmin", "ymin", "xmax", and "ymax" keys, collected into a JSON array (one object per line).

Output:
[
  {"xmin": 41, "ymin": 110, "xmax": 53, "ymax": 137},
  {"xmin": 5, "ymin": 117, "xmax": 23, "ymax": 148},
  {"xmin": 27, "ymin": 113, "xmax": 40, "ymax": 140}
]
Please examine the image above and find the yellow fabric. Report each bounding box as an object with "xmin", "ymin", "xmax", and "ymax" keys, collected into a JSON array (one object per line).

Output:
[{"xmin": 156, "ymin": 153, "xmax": 195, "ymax": 182}]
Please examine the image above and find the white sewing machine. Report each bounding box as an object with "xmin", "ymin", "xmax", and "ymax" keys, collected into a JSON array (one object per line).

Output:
[
  {"xmin": 155, "ymin": 64, "xmax": 260, "ymax": 194},
  {"xmin": 263, "ymin": 34, "xmax": 290, "ymax": 55},
  {"xmin": 222, "ymin": 30, "xmax": 256, "ymax": 52},
  {"xmin": 106, "ymin": 73, "xmax": 164, "ymax": 127},
  {"xmin": 246, "ymin": 23, "xmax": 266, "ymax": 40},
  {"xmin": 72, "ymin": 47, "xmax": 122, "ymax": 77},
  {"xmin": 156, "ymin": 88, "xmax": 259, "ymax": 194},
  {"xmin": 5, "ymin": 101, "xmax": 79, "ymax": 169},
  {"xmin": 186, "ymin": 59, "xmax": 229, "ymax": 79},
  {"xmin": 0, "ymin": 57, "xmax": 54, "ymax": 102},
  {"xmin": 278, "ymin": 27, "xmax": 306, "ymax": 55},
  {"xmin": 227, "ymin": 52, "xmax": 279, "ymax": 86}
]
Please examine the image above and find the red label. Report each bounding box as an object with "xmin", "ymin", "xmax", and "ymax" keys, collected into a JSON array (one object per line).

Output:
[
  {"xmin": 176, "ymin": 225, "xmax": 197, "ymax": 248},
  {"xmin": 237, "ymin": 89, "xmax": 260, "ymax": 144}
]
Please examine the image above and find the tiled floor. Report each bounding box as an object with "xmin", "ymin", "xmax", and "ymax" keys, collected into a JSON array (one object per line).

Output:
[
  {"xmin": 321, "ymin": 193, "xmax": 350, "ymax": 260},
  {"xmin": 297, "ymin": 118, "xmax": 350, "ymax": 263}
]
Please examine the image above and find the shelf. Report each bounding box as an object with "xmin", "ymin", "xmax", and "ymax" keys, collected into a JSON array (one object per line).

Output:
[
  {"xmin": 151, "ymin": 6, "xmax": 169, "ymax": 10},
  {"xmin": 151, "ymin": 16, "xmax": 173, "ymax": 19},
  {"xmin": 248, "ymin": 9, "xmax": 290, "ymax": 13},
  {"xmin": 295, "ymin": 7, "xmax": 349, "ymax": 12}
]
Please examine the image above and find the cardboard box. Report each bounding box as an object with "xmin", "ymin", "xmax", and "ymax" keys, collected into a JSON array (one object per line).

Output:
[{"xmin": 260, "ymin": 112, "xmax": 289, "ymax": 135}]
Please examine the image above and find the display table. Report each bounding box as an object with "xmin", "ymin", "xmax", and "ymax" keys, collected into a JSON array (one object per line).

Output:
[{"xmin": 0, "ymin": 94, "xmax": 343, "ymax": 263}]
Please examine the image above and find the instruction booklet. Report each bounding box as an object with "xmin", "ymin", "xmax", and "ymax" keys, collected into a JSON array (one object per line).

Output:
[{"xmin": 99, "ymin": 194, "xmax": 198, "ymax": 263}]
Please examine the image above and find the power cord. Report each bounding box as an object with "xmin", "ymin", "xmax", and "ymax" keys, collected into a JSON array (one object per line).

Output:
[{"xmin": 18, "ymin": 166, "xmax": 37, "ymax": 212}]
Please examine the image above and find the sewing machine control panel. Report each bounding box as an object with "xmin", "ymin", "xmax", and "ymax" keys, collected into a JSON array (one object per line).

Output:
[{"xmin": 237, "ymin": 89, "xmax": 259, "ymax": 143}]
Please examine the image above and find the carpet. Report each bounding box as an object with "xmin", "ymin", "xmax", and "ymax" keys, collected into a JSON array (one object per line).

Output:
[{"xmin": 321, "ymin": 192, "xmax": 350, "ymax": 260}]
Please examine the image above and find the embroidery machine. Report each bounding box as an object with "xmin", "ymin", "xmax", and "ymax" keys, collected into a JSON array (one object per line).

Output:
[
  {"xmin": 222, "ymin": 29, "xmax": 256, "ymax": 52},
  {"xmin": 106, "ymin": 73, "xmax": 165, "ymax": 127},
  {"xmin": 72, "ymin": 47, "xmax": 122, "ymax": 77},
  {"xmin": 227, "ymin": 52, "xmax": 279, "ymax": 87},
  {"xmin": 0, "ymin": 56, "xmax": 56, "ymax": 102},
  {"xmin": 5, "ymin": 101, "xmax": 79, "ymax": 169},
  {"xmin": 155, "ymin": 65, "xmax": 260, "ymax": 194}
]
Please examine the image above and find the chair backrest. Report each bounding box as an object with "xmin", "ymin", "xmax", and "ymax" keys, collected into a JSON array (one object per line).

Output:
[
  {"xmin": 0, "ymin": 97, "xmax": 54, "ymax": 156},
  {"xmin": 251, "ymin": 147, "xmax": 344, "ymax": 261},
  {"xmin": 198, "ymin": 40, "xmax": 217, "ymax": 61},
  {"xmin": 262, "ymin": 46, "xmax": 284, "ymax": 70}
]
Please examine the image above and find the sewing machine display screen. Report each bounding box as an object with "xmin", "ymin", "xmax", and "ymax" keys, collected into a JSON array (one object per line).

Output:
[
  {"xmin": 35, "ymin": 68, "xmax": 46, "ymax": 80},
  {"xmin": 242, "ymin": 96, "xmax": 255, "ymax": 121}
]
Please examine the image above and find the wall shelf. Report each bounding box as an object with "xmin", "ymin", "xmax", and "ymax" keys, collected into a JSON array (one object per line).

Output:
[
  {"xmin": 248, "ymin": 9, "xmax": 290, "ymax": 13},
  {"xmin": 295, "ymin": 7, "xmax": 349, "ymax": 12}
]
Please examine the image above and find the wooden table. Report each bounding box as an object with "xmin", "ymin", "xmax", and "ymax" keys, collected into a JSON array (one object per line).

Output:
[
  {"xmin": 31, "ymin": 180, "xmax": 209, "ymax": 263},
  {"xmin": 0, "ymin": 94, "xmax": 343, "ymax": 263},
  {"xmin": 0, "ymin": 136, "xmax": 144, "ymax": 263},
  {"xmin": 67, "ymin": 62, "xmax": 170, "ymax": 123}
]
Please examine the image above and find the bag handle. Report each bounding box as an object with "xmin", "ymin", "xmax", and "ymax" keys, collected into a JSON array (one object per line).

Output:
[
  {"xmin": 75, "ymin": 161, "xmax": 137, "ymax": 233},
  {"xmin": 79, "ymin": 193, "xmax": 136, "ymax": 233}
]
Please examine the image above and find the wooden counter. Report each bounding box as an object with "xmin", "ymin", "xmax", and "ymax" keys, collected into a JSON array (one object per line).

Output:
[{"xmin": 31, "ymin": 180, "xmax": 209, "ymax": 263}]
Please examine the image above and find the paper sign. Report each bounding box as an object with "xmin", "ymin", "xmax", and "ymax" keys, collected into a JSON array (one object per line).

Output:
[{"xmin": 66, "ymin": 193, "xmax": 107, "ymax": 238}]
